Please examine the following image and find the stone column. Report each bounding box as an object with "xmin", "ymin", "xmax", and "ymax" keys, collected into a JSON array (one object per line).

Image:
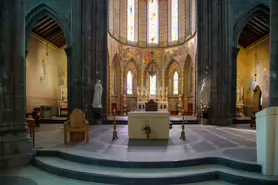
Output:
[
  {"xmin": 197, "ymin": 0, "xmax": 233, "ymax": 124},
  {"xmin": 255, "ymin": 0, "xmax": 278, "ymax": 176},
  {"xmin": 0, "ymin": 0, "xmax": 33, "ymax": 167},
  {"xmin": 269, "ymin": 0, "xmax": 278, "ymax": 106}
]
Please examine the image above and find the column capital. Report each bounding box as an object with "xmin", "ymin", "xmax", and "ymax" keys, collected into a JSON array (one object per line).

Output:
[
  {"xmin": 25, "ymin": 50, "xmax": 29, "ymax": 58},
  {"xmin": 65, "ymin": 47, "xmax": 72, "ymax": 56},
  {"xmin": 232, "ymin": 47, "xmax": 240, "ymax": 58}
]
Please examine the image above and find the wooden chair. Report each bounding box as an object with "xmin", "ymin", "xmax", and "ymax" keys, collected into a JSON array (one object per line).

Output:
[
  {"xmin": 26, "ymin": 118, "xmax": 36, "ymax": 146},
  {"xmin": 64, "ymin": 109, "xmax": 90, "ymax": 144}
]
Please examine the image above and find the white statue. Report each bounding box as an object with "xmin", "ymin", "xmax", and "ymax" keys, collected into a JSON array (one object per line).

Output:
[
  {"xmin": 92, "ymin": 80, "xmax": 103, "ymax": 108},
  {"xmin": 200, "ymin": 78, "xmax": 209, "ymax": 106}
]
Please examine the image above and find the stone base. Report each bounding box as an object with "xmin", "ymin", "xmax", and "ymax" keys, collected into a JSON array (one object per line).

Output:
[
  {"xmin": 0, "ymin": 135, "xmax": 33, "ymax": 168},
  {"xmin": 256, "ymin": 107, "xmax": 278, "ymax": 176},
  {"xmin": 209, "ymin": 117, "xmax": 233, "ymax": 125},
  {"xmin": 92, "ymin": 108, "xmax": 103, "ymax": 124}
]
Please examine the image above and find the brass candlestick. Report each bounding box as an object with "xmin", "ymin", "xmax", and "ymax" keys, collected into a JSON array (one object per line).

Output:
[
  {"xmin": 180, "ymin": 110, "xmax": 186, "ymax": 140},
  {"xmin": 112, "ymin": 109, "xmax": 118, "ymax": 140}
]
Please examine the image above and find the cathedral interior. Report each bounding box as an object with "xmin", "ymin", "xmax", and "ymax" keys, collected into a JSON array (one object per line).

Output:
[{"xmin": 0, "ymin": 0, "xmax": 278, "ymax": 185}]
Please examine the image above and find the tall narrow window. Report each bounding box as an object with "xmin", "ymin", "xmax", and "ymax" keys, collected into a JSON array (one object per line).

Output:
[
  {"xmin": 127, "ymin": 71, "xmax": 133, "ymax": 95},
  {"xmin": 148, "ymin": 0, "xmax": 159, "ymax": 44},
  {"xmin": 173, "ymin": 71, "xmax": 178, "ymax": 95},
  {"xmin": 127, "ymin": 0, "xmax": 135, "ymax": 41},
  {"xmin": 114, "ymin": 73, "xmax": 116, "ymax": 94},
  {"xmin": 171, "ymin": 0, "xmax": 178, "ymax": 41},
  {"xmin": 150, "ymin": 75, "xmax": 156, "ymax": 95}
]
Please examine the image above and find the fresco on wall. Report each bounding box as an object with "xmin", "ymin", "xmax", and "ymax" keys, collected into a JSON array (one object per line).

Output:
[
  {"xmin": 122, "ymin": 47, "xmax": 140, "ymax": 64},
  {"xmin": 263, "ymin": 68, "xmax": 269, "ymax": 90},
  {"xmin": 59, "ymin": 64, "xmax": 67, "ymax": 86},
  {"xmin": 40, "ymin": 59, "xmax": 48, "ymax": 84},
  {"xmin": 247, "ymin": 78, "xmax": 255, "ymax": 94}
]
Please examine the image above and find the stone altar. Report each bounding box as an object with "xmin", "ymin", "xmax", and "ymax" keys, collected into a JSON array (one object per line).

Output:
[{"xmin": 128, "ymin": 111, "xmax": 170, "ymax": 139}]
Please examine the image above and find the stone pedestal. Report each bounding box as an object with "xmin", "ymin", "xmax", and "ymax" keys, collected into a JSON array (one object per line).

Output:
[
  {"xmin": 92, "ymin": 108, "xmax": 103, "ymax": 124},
  {"xmin": 256, "ymin": 107, "xmax": 278, "ymax": 176}
]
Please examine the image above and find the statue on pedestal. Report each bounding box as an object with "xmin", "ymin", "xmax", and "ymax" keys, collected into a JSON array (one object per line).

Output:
[
  {"xmin": 92, "ymin": 80, "xmax": 103, "ymax": 108},
  {"xmin": 200, "ymin": 78, "xmax": 209, "ymax": 106}
]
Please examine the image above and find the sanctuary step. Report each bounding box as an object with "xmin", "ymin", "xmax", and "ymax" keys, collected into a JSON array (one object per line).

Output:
[{"xmin": 32, "ymin": 150, "xmax": 278, "ymax": 185}]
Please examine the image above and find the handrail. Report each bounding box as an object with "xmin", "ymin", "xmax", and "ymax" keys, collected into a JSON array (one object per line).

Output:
[{"xmin": 108, "ymin": 30, "xmax": 197, "ymax": 49}]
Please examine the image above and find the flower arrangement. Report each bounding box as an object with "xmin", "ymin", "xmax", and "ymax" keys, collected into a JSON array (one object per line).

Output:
[{"xmin": 142, "ymin": 125, "xmax": 151, "ymax": 139}]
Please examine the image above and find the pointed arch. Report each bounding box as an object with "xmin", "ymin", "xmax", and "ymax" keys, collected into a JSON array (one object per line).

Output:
[
  {"xmin": 165, "ymin": 59, "xmax": 181, "ymax": 95},
  {"xmin": 233, "ymin": 4, "xmax": 269, "ymax": 46},
  {"xmin": 124, "ymin": 59, "xmax": 139, "ymax": 95},
  {"xmin": 144, "ymin": 61, "xmax": 162, "ymax": 95},
  {"xmin": 25, "ymin": 3, "xmax": 71, "ymax": 49},
  {"xmin": 111, "ymin": 54, "xmax": 121, "ymax": 95},
  {"xmin": 253, "ymin": 85, "xmax": 262, "ymax": 112}
]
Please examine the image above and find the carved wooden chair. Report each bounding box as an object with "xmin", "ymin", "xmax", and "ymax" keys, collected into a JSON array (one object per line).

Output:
[{"xmin": 64, "ymin": 109, "xmax": 90, "ymax": 144}]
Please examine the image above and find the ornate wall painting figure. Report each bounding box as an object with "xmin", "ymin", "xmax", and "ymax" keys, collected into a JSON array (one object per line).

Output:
[
  {"xmin": 263, "ymin": 68, "xmax": 269, "ymax": 90},
  {"xmin": 40, "ymin": 59, "xmax": 48, "ymax": 84}
]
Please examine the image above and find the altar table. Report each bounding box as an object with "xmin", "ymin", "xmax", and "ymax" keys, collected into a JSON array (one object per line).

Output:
[{"xmin": 128, "ymin": 111, "xmax": 170, "ymax": 139}]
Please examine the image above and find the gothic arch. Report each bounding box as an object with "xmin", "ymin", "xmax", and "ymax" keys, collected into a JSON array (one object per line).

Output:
[
  {"xmin": 165, "ymin": 60, "xmax": 181, "ymax": 96},
  {"xmin": 144, "ymin": 62, "xmax": 162, "ymax": 94},
  {"xmin": 183, "ymin": 54, "xmax": 193, "ymax": 95},
  {"xmin": 25, "ymin": 3, "xmax": 71, "ymax": 49},
  {"xmin": 111, "ymin": 54, "xmax": 121, "ymax": 96},
  {"xmin": 124, "ymin": 59, "xmax": 139, "ymax": 95},
  {"xmin": 252, "ymin": 85, "xmax": 262, "ymax": 113},
  {"xmin": 233, "ymin": 4, "xmax": 269, "ymax": 46}
]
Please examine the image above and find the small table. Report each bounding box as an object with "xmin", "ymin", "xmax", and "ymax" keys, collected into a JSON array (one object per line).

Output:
[{"xmin": 26, "ymin": 118, "xmax": 35, "ymax": 146}]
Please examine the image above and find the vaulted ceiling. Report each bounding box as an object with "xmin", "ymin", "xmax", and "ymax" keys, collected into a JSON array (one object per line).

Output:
[
  {"xmin": 32, "ymin": 15, "xmax": 66, "ymax": 48},
  {"xmin": 238, "ymin": 9, "xmax": 270, "ymax": 49}
]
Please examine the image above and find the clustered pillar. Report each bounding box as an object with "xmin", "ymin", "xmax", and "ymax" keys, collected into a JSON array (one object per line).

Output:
[
  {"xmin": 0, "ymin": 0, "xmax": 33, "ymax": 167},
  {"xmin": 197, "ymin": 0, "xmax": 233, "ymax": 124},
  {"xmin": 269, "ymin": 0, "xmax": 278, "ymax": 106}
]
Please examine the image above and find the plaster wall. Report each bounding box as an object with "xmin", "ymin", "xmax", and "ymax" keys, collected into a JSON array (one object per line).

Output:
[
  {"xmin": 237, "ymin": 37, "xmax": 270, "ymax": 115},
  {"xmin": 26, "ymin": 37, "xmax": 67, "ymax": 113}
]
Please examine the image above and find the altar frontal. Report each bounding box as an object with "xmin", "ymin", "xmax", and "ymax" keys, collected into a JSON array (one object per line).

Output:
[{"xmin": 128, "ymin": 100, "xmax": 170, "ymax": 139}]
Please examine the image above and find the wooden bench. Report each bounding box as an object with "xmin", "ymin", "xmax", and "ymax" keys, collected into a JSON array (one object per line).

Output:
[{"xmin": 64, "ymin": 109, "xmax": 90, "ymax": 144}]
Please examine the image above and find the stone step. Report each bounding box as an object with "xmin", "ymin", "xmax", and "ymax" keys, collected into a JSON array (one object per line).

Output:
[
  {"xmin": 36, "ymin": 150, "xmax": 261, "ymax": 172},
  {"xmin": 102, "ymin": 120, "xmax": 199, "ymax": 124},
  {"xmin": 33, "ymin": 156, "xmax": 278, "ymax": 185}
]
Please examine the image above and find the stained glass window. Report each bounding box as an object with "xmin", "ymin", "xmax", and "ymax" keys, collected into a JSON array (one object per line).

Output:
[
  {"xmin": 173, "ymin": 71, "xmax": 178, "ymax": 95},
  {"xmin": 127, "ymin": 0, "xmax": 135, "ymax": 41},
  {"xmin": 150, "ymin": 75, "xmax": 156, "ymax": 95},
  {"xmin": 148, "ymin": 0, "xmax": 159, "ymax": 44},
  {"xmin": 127, "ymin": 71, "xmax": 133, "ymax": 95},
  {"xmin": 171, "ymin": 0, "xmax": 178, "ymax": 41}
]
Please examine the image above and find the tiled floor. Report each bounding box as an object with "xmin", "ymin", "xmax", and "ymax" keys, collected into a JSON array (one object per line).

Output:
[{"xmin": 34, "ymin": 124, "xmax": 257, "ymax": 163}]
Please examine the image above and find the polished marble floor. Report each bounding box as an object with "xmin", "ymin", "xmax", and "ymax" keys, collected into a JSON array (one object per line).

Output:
[{"xmin": 34, "ymin": 124, "xmax": 257, "ymax": 163}]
